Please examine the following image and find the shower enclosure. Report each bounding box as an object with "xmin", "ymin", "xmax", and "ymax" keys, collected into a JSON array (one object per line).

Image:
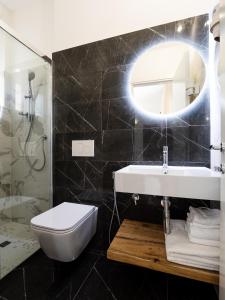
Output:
[{"xmin": 0, "ymin": 26, "xmax": 52, "ymax": 279}]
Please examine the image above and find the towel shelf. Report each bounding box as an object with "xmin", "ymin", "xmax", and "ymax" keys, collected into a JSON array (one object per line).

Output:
[{"xmin": 107, "ymin": 219, "xmax": 219, "ymax": 285}]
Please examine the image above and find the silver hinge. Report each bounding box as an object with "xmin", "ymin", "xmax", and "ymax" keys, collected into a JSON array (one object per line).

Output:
[
  {"xmin": 210, "ymin": 142, "xmax": 225, "ymax": 152},
  {"xmin": 214, "ymin": 164, "xmax": 225, "ymax": 174}
]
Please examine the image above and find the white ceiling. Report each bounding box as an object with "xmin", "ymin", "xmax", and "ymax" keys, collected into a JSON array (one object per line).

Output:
[{"xmin": 0, "ymin": 0, "xmax": 33, "ymax": 11}]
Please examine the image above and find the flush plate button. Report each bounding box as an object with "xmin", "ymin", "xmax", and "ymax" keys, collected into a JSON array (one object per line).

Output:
[{"xmin": 72, "ymin": 140, "xmax": 94, "ymax": 157}]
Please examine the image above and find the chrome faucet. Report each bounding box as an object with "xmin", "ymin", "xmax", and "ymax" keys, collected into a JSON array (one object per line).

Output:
[{"xmin": 163, "ymin": 146, "xmax": 168, "ymax": 174}]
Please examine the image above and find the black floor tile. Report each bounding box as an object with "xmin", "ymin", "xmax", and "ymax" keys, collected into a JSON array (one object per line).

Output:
[
  {"xmin": 95, "ymin": 257, "xmax": 167, "ymax": 300},
  {"xmin": 24, "ymin": 265, "xmax": 54, "ymax": 299},
  {"xmin": 21, "ymin": 250, "xmax": 54, "ymax": 269},
  {"xmin": 75, "ymin": 268, "xmax": 115, "ymax": 300},
  {"xmin": 133, "ymin": 270, "xmax": 167, "ymax": 300},
  {"xmin": 167, "ymin": 275, "xmax": 218, "ymax": 300},
  {"xmin": 0, "ymin": 268, "xmax": 25, "ymax": 300},
  {"xmin": 0, "ymin": 250, "xmax": 220, "ymax": 300},
  {"xmin": 69, "ymin": 252, "xmax": 99, "ymax": 298}
]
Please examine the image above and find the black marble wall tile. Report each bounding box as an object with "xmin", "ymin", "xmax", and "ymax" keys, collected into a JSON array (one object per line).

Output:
[
  {"xmin": 102, "ymin": 65, "xmax": 129, "ymax": 101},
  {"xmin": 102, "ymin": 161, "xmax": 130, "ymax": 191},
  {"xmin": 120, "ymin": 27, "xmax": 165, "ymax": 57},
  {"xmin": 84, "ymin": 160, "xmax": 103, "ymax": 191},
  {"xmin": 133, "ymin": 128, "xmax": 166, "ymax": 161},
  {"xmin": 54, "ymin": 133, "xmax": 65, "ymax": 161},
  {"xmin": 102, "ymin": 99, "xmax": 135, "ymax": 130},
  {"xmin": 54, "ymin": 98, "xmax": 101, "ymax": 133},
  {"xmin": 166, "ymin": 125, "xmax": 210, "ymax": 163},
  {"xmin": 54, "ymin": 71, "xmax": 102, "ymax": 105},
  {"xmin": 53, "ymin": 98, "xmax": 67, "ymax": 134},
  {"xmin": 102, "ymin": 129, "xmax": 133, "ymax": 161},
  {"xmin": 54, "ymin": 161, "xmax": 85, "ymax": 188}
]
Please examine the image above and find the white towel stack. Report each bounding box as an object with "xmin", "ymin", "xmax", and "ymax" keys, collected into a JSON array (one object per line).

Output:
[
  {"xmin": 186, "ymin": 207, "xmax": 220, "ymax": 247},
  {"xmin": 165, "ymin": 207, "xmax": 220, "ymax": 271}
]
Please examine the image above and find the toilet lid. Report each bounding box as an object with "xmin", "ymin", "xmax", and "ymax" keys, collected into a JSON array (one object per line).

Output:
[{"xmin": 31, "ymin": 202, "xmax": 96, "ymax": 232}]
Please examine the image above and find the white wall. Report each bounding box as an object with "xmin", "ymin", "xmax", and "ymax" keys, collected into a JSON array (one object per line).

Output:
[
  {"xmin": 11, "ymin": 0, "xmax": 53, "ymax": 57},
  {"xmin": 0, "ymin": 0, "xmax": 218, "ymax": 55},
  {"xmin": 53, "ymin": 0, "xmax": 218, "ymax": 52}
]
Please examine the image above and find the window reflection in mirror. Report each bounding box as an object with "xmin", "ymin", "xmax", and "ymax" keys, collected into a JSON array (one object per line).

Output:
[{"xmin": 130, "ymin": 42, "xmax": 206, "ymax": 115}]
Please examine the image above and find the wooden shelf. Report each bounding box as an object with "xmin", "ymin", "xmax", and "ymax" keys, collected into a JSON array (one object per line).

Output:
[{"xmin": 107, "ymin": 219, "xmax": 219, "ymax": 285}]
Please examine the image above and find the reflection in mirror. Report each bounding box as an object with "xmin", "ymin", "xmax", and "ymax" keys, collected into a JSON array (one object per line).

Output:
[{"xmin": 129, "ymin": 42, "xmax": 206, "ymax": 116}]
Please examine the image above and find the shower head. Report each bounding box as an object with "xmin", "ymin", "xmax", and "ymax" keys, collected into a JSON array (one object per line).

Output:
[{"xmin": 28, "ymin": 71, "xmax": 35, "ymax": 82}]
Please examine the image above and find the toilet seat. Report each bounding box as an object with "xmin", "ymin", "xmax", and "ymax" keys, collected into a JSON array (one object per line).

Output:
[
  {"xmin": 31, "ymin": 202, "xmax": 96, "ymax": 234},
  {"xmin": 31, "ymin": 202, "xmax": 98, "ymax": 262}
]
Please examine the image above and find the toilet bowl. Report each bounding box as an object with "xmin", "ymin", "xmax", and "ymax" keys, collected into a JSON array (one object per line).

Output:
[{"xmin": 31, "ymin": 202, "xmax": 98, "ymax": 262}]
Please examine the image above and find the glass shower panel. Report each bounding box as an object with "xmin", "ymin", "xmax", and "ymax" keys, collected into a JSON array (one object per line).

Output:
[{"xmin": 0, "ymin": 27, "xmax": 52, "ymax": 278}]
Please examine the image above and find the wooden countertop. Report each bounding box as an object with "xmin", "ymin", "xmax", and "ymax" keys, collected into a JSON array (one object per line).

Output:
[{"xmin": 107, "ymin": 219, "xmax": 219, "ymax": 285}]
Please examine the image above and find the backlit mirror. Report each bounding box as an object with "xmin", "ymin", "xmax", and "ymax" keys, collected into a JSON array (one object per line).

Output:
[{"xmin": 129, "ymin": 42, "xmax": 206, "ymax": 116}]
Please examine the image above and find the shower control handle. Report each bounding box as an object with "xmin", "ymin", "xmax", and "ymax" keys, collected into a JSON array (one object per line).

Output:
[
  {"xmin": 24, "ymin": 95, "xmax": 32, "ymax": 99},
  {"xmin": 18, "ymin": 112, "xmax": 28, "ymax": 117}
]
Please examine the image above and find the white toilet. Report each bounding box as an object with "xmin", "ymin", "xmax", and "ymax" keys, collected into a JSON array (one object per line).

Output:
[{"xmin": 31, "ymin": 202, "xmax": 98, "ymax": 262}]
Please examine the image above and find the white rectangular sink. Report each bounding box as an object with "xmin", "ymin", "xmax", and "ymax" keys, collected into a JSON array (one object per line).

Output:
[{"xmin": 114, "ymin": 165, "xmax": 221, "ymax": 201}]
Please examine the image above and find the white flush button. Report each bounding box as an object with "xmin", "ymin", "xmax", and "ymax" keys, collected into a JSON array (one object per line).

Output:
[{"xmin": 72, "ymin": 140, "xmax": 94, "ymax": 157}]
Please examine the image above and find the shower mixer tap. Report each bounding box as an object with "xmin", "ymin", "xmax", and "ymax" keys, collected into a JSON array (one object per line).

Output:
[
  {"xmin": 24, "ymin": 94, "xmax": 34, "ymax": 122},
  {"xmin": 18, "ymin": 112, "xmax": 28, "ymax": 117},
  {"xmin": 24, "ymin": 95, "xmax": 32, "ymax": 99}
]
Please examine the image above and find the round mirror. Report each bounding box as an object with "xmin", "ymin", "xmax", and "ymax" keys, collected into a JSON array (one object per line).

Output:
[{"xmin": 129, "ymin": 41, "xmax": 206, "ymax": 116}]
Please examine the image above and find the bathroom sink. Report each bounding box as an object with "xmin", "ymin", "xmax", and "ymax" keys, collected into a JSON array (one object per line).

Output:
[{"xmin": 114, "ymin": 165, "xmax": 221, "ymax": 201}]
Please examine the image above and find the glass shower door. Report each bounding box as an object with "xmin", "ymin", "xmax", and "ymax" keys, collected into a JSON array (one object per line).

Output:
[{"xmin": 0, "ymin": 26, "xmax": 52, "ymax": 279}]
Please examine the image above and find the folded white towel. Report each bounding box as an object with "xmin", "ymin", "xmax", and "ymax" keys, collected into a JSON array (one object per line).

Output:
[
  {"xmin": 167, "ymin": 251, "xmax": 219, "ymax": 266},
  {"xmin": 187, "ymin": 214, "xmax": 219, "ymax": 229},
  {"xmin": 166, "ymin": 254, "xmax": 219, "ymax": 271},
  {"xmin": 188, "ymin": 207, "xmax": 220, "ymax": 227},
  {"xmin": 186, "ymin": 221, "xmax": 220, "ymax": 245},
  {"xmin": 165, "ymin": 220, "xmax": 219, "ymax": 271},
  {"xmin": 188, "ymin": 235, "xmax": 220, "ymax": 247}
]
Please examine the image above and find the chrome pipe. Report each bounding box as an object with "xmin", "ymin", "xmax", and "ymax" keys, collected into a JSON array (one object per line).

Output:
[{"xmin": 161, "ymin": 196, "xmax": 171, "ymax": 234}]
